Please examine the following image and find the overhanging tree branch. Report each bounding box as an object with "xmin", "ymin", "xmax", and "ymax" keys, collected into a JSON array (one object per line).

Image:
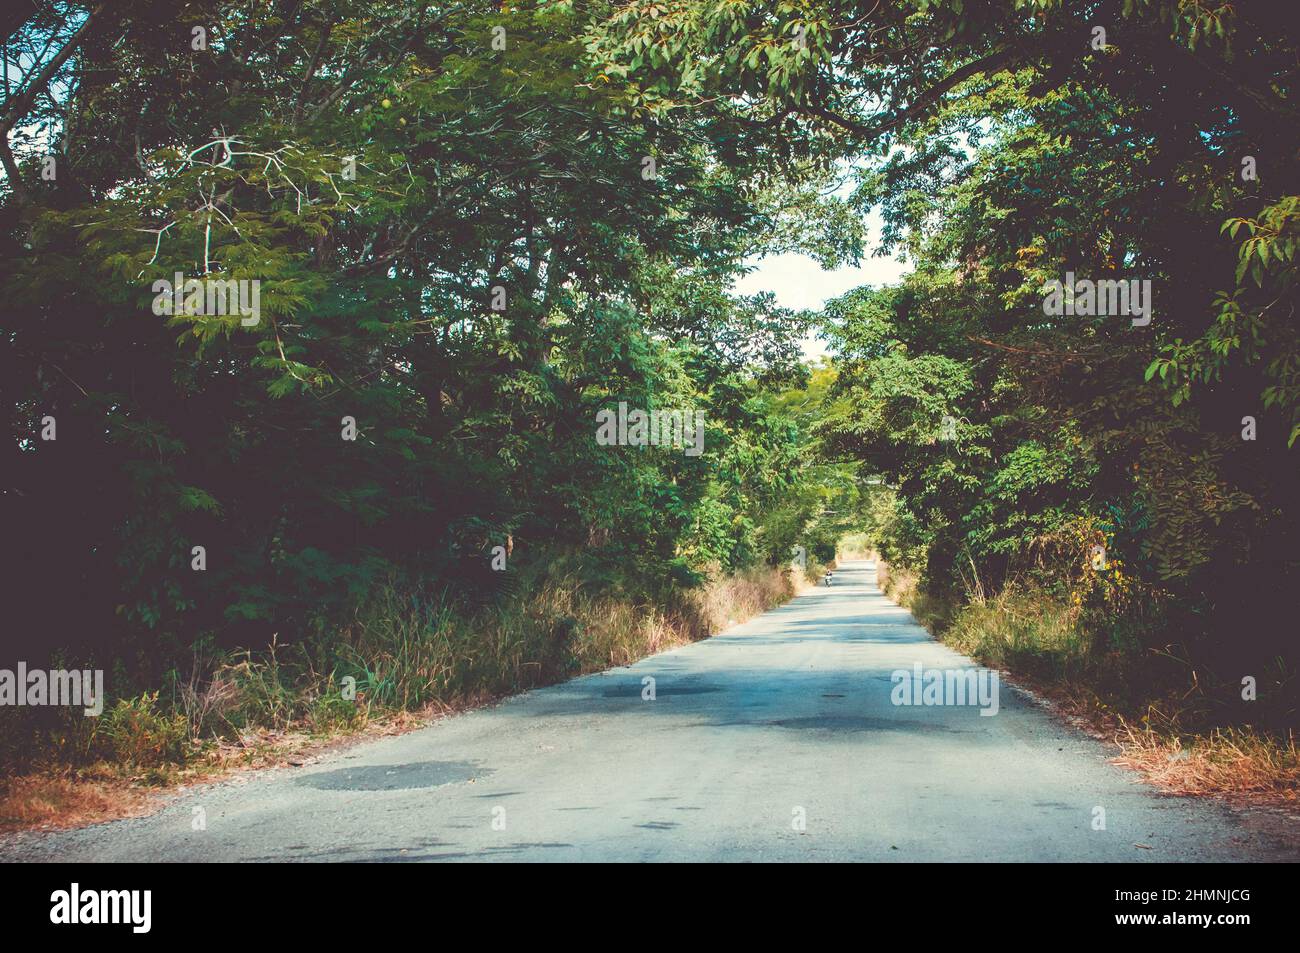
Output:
[
  {"xmin": 801, "ymin": 47, "xmax": 1015, "ymax": 140},
  {"xmin": 0, "ymin": 3, "xmax": 102, "ymax": 135}
]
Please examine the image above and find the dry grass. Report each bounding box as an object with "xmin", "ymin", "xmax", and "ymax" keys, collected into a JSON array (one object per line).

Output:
[
  {"xmin": 876, "ymin": 559, "xmax": 953, "ymax": 633},
  {"xmin": 0, "ymin": 710, "xmax": 423, "ymax": 834},
  {"xmin": 0, "ymin": 772, "xmax": 157, "ymax": 833},
  {"xmin": 875, "ymin": 559, "xmax": 917, "ymax": 606},
  {"xmin": 1, "ymin": 565, "xmax": 798, "ymax": 834},
  {"xmin": 685, "ymin": 565, "xmax": 796, "ymax": 635},
  {"xmin": 1111, "ymin": 723, "xmax": 1300, "ymax": 804},
  {"xmin": 876, "ymin": 558, "xmax": 1299, "ymax": 808},
  {"xmin": 569, "ymin": 565, "xmax": 795, "ymax": 668}
]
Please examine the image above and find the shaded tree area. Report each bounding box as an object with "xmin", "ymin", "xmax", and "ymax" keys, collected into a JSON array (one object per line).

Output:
[
  {"xmin": 1, "ymin": 1, "xmax": 851, "ymax": 716},
  {"xmin": 2, "ymin": 0, "xmax": 1296, "ymax": 761},
  {"xmin": 593, "ymin": 0, "xmax": 1298, "ymax": 732}
]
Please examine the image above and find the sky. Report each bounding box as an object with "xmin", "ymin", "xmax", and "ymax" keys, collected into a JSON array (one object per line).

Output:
[{"xmin": 735, "ymin": 248, "xmax": 911, "ymax": 359}]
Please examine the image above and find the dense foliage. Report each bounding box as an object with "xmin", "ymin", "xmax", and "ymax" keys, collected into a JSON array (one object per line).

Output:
[
  {"xmin": 1, "ymin": 1, "xmax": 844, "ymax": 697},
  {"xmin": 3, "ymin": 0, "xmax": 1296, "ymax": 738},
  {"xmin": 593, "ymin": 0, "xmax": 1298, "ymax": 726}
]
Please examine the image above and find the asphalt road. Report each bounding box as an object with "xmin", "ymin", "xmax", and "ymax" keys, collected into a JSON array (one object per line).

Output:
[{"xmin": 4, "ymin": 560, "xmax": 1296, "ymax": 862}]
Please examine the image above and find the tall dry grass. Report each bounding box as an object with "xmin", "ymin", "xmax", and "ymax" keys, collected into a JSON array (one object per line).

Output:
[
  {"xmin": 1, "ymin": 563, "xmax": 798, "ymax": 830},
  {"xmin": 876, "ymin": 558, "xmax": 1300, "ymax": 805}
]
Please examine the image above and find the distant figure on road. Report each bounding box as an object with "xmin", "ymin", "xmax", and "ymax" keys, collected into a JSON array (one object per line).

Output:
[{"xmin": 824, "ymin": 570, "xmax": 833, "ymax": 587}]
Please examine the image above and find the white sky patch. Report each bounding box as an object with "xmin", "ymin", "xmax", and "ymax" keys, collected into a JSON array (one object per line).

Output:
[{"xmin": 736, "ymin": 251, "xmax": 911, "ymax": 358}]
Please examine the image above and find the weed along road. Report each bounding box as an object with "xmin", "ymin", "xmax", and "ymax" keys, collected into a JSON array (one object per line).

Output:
[{"xmin": 4, "ymin": 561, "xmax": 1296, "ymax": 863}]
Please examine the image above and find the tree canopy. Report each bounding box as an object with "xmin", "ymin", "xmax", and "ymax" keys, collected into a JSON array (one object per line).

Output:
[{"xmin": 2, "ymin": 0, "xmax": 1295, "ymax": 730}]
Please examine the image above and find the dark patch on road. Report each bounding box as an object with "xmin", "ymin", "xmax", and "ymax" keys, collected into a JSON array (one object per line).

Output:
[
  {"xmin": 377, "ymin": 852, "xmax": 475, "ymax": 862},
  {"xmin": 636, "ymin": 821, "xmax": 680, "ymax": 830},
  {"xmin": 484, "ymin": 842, "xmax": 574, "ymax": 850},
  {"xmin": 295, "ymin": 760, "xmax": 489, "ymax": 791},
  {"xmin": 767, "ymin": 716, "xmax": 968, "ymax": 733},
  {"xmin": 602, "ymin": 684, "xmax": 724, "ymax": 697},
  {"xmin": 247, "ymin": 839, "xmax": 460, "ymax": 861}
]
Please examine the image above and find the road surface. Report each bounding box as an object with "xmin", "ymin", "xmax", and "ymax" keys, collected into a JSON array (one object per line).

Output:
[{"xmin": 3, "ymin": 560, "xmax": 1295, "ymax": 862}]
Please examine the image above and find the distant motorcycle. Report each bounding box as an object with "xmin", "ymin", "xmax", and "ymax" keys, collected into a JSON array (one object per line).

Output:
[{"xmin": 823, "ymin": 571, "xmax": 833, "ymax": 587}]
